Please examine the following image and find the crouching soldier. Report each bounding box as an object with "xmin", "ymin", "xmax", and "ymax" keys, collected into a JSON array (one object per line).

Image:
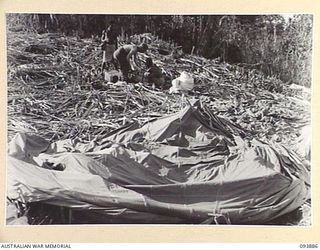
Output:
[{"xmin": 143, "ymin": 57, "xmax": 165, "ymax": 88}]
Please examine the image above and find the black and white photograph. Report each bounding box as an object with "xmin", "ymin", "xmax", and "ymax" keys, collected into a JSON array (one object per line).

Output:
[{"xmin": 6, "ymin": 13, "xmax": 312, "ymax": 226}]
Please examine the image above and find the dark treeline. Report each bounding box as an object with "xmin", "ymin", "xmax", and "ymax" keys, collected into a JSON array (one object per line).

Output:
[{"xmin": 6, "ymin": 14, "xmax": 313, "ymax": 87}]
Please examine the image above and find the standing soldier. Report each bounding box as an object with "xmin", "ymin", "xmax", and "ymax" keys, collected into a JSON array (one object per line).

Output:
[{"xmin": 101, "ymin": 21, "xmax": 118, "ymax": 73}]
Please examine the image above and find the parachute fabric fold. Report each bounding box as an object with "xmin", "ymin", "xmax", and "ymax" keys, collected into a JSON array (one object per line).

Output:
[{"xmin": 7, "ymin": 104, "xmax": 310, "ymax": 224}]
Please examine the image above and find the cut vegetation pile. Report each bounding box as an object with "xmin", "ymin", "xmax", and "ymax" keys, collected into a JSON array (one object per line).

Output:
[{"xmin": 7, "ymin": 30, "xmax": 311, "ymax": 225}]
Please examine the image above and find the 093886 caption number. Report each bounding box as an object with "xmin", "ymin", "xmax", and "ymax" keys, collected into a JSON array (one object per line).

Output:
[{"xmin": 300, "ymin": 244, "xmax": 318, "ymax": 248}]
